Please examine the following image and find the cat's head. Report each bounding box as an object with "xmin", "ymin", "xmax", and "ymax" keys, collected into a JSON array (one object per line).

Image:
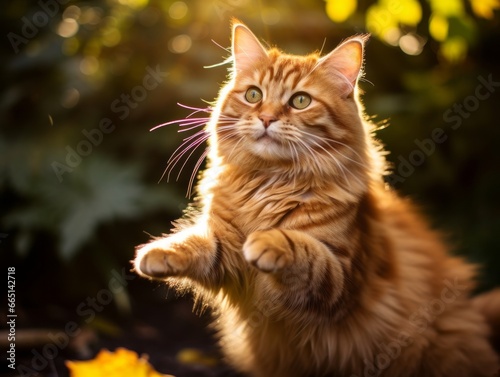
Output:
[{"xmin": 212, "ymin": 22, "xmax": 374, "ymax": 185}]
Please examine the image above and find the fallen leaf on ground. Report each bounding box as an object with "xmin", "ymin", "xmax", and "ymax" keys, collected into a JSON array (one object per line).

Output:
[{"xmin": 66, "ymin": 347, "xmax": 174, "ymax": 377}]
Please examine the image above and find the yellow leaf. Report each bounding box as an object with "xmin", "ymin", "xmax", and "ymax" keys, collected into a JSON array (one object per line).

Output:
[
  {"xmin": 66, "ymin": 348, "xmax": 175, "ymax": 377},
  {"xmin": 325, "ymin": 0, "xmax": 357, "ymax": 23},
  {"xmin": 429, "ymin": 14, "xmax": 449, "ymax": 41},
  {"xmin": 469, "ymin": 0, "xmax": 500, "ymax": 19}
]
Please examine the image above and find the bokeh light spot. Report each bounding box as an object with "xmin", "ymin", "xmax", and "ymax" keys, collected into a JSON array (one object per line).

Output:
[
  {"xmin": 383, "ymin": 28, "xmax": 402, "ymax": 46},
  {"xmin": 61, "ymin": 88, "xmax": 80, "ymax": 109},
  {"xmin": 399, "ymin": 34, "xmax": 424, "ymax": 55},
  {"xmin": 325, "ymin": 0, "xmax": 356, "ymax": 23},
  {"xmin": 80, "ymin": 7, "xmax": 103, "ymax": 26},
  {"xmin": 58, "ymin": 18, "xmax": 79, "ymax": 38},
  {"xmin": 429, "ymin": 14, "xmax": 449, "ymax": 41},
  {"xmin": 397, "ymin": 0, "xmax": 422, "ymax": 26},
  {"xmin": 101, "ymin": 28, "xmax": 122, "ymax": 47},
  {"xmin": 169, "ymin": 1, "xmax": 188, "ymax": 20},
  {"xmin": 441, "ymin": 36, "xmax": 467, "ymax": 62},
  {"xmin": 169, "ymin": 34, "xmax": 192, "ymax": 54},
  {"xmin": 118, "ymin": 0, "xmax": 149, "ymax": 10},
  {"xmin": 80, "ymin": 56, "xmax": 100, "ymax": 76},
  {"xmin": 63, "ymin": 5, "xmax": 81, "ymax": 21},
  {"xmin": 261, "ymin": 8, "xmax": 281, "ymax": 25},
  {"xmin": 429, "ymin": 0, "xmax": 464, "ymax": 17}
]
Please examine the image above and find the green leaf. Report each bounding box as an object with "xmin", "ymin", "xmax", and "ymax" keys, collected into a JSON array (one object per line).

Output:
[{"xmin": 57, "ymin": 158, "xmax": 145, "ymax": 259}]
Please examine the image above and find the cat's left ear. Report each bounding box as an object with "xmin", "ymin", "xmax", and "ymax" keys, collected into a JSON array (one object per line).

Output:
[
  {"xmin": 232, "ymin": 22, "xmax": 268, "ymax": 76},
  {"xmin": 316, "ymin": 35, "xmax": 368, "ymax": 96}
]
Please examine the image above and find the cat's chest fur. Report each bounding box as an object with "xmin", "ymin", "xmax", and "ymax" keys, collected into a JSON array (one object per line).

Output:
[{"xmin": 209, "ymin": 167, "xmax": 338, "ymax": 235}]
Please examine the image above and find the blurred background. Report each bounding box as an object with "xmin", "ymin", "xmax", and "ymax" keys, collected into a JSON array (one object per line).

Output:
[{"xmin": 1, "ymin": 0, "xmax": 499, "ymax": 376}]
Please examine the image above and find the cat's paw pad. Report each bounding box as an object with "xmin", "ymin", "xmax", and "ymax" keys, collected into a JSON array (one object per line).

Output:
[
  {"xmin": 243, "ymin": 230, "xmax": 293, "ymax": 273},
  {"xmin": 134, "ymin": 239, "xmax": 189, "ymax": 279}
]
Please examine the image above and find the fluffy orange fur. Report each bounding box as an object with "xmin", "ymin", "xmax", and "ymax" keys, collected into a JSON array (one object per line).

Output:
[{"xmin": 134, "ymin": 22, "xmax": 499, "ymax": 376}]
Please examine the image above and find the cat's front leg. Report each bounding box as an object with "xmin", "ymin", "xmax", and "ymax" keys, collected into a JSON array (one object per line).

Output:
[
  {"xmin": 243, "ymin": 229, "xmax": 345, "ymax": 305},
  {"xmin": 243, "ymin": 229, "xmax": 295, "ymax": 273},
  {"xmin": 134, "ymin": 226, "xmax": 217, "ymax": 282}
]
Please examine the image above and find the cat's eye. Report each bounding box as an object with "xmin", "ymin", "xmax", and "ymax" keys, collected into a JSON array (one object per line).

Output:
[
  {"xmin": 289, "ymin": 92, "xmax": 311, "ymax": 109},
  {"xmin": 245, "ymin": 87, "xmax": 263, "ymax": 103}
]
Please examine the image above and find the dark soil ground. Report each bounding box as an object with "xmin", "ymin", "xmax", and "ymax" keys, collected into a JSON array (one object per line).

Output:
[{"xmin": 1, "ymin": 284, "xmax": 245, "ymax": 377}]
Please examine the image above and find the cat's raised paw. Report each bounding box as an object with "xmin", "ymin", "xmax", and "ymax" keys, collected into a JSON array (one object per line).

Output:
[
  {"xmin": 243, "ymin": 229, "xmax": 294, "ymax": 273},
  {"xmin": 134, "ymin": 240, "xmax": 189, "ymax": 279}
]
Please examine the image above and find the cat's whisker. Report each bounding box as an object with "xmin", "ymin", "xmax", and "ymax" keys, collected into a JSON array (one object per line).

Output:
[
  {"xmin": 160, "ymin": 131, "xmax": 209, "ymax": 183},
  {"xmin": 167, "ymin": 130, "xmax": 207, "ymax": 164},
  {"xmin": 292, "ymin": 137, "xmax": 328, "ymax": 176},
  {"xmin": 174, "ymin": 135, "xmax": 209, "ymax": 183},
  {"xmin": 187, "ymin": 148, "xmax": 209, "ymax": 198},
  {"xmin": 173, "ymin": 123, "xmax": 240, "ymax": 190},
  {"xmin": 176, "ymin": 119, "xmax": 235, "ymax": 133},
  {"xmin": 173, "ymin": 131, "xmax": 208, "ymax": 162},
  {"xmin": 304, "ymin": 141, "xmax": 363, "ymax": 187},
  {"xmin": 224, "ymin": 133, "xmax": 246, "ymax": 163},
  {"xmin": 177, "ymin": 102, "xmax": 213, "ymax": 115},
  {"xmin": 151, "ymin": 117, "xmax": 209, "ymax": 132},
  {"xmin": 306, "ymin": 137, "xmax": 364, "ymax": 189},
  {"xmin": 177, "ymin": 123, "xmax": 209, "ymax": 133},
  {"xmin": 288, "ymin": 140, "xmax": 301, "ymax": 191},
  {"xmin": 297, "ymin": 129, "xmax": 367, "ymax": 168},
  {"xmin": 294, "ymin": 136, "xmax": 356, "ymax": 189}
]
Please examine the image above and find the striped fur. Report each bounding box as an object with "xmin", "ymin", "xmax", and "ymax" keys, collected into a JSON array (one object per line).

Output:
[{"xmin": 134, "ymin": 23, "xmax": 499, "ymax": 376}]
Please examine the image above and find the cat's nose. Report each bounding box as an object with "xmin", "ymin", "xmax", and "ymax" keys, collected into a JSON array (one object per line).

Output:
[{"xmin": 259, "ymin": 114, "xmax": 278, "ymax": 129}]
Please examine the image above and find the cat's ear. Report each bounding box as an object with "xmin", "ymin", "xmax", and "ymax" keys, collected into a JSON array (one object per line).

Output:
[
  {"xmin": 316, "ymin": 35, "xmax": 368, "ymax": 96},
  {"xmin": 231, "ymin": 22, "xmax": 268, "ymax": 75}
]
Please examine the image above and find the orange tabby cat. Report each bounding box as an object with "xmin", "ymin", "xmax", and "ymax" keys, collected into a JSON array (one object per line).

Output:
[{"xmin": 134, "ymin": 22, "xmax": 499, "ymax": 377}]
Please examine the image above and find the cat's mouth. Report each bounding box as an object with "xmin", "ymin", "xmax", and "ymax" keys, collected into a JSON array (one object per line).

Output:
[
  {"xmin": 256, "ymin": 134, "xmax": 274, "ymax": 142},
  {"xmin": 255, "ymin": 129, "xmax": 279, "ymax": 144}
]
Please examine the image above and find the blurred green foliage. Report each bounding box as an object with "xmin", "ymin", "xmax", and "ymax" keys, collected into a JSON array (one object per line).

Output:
[{"xmin": 1, "ymin": 0, "xmax": 499, "ymax": 319}]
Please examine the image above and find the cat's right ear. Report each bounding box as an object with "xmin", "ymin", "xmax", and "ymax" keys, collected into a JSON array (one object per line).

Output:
[
  {"xmin": 232, "ymin": 22, "xmax": 268, "ymax": 76},
  {"xmin": 315, "ymin": 35, "xmax": 368, "ymax": 97}
]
